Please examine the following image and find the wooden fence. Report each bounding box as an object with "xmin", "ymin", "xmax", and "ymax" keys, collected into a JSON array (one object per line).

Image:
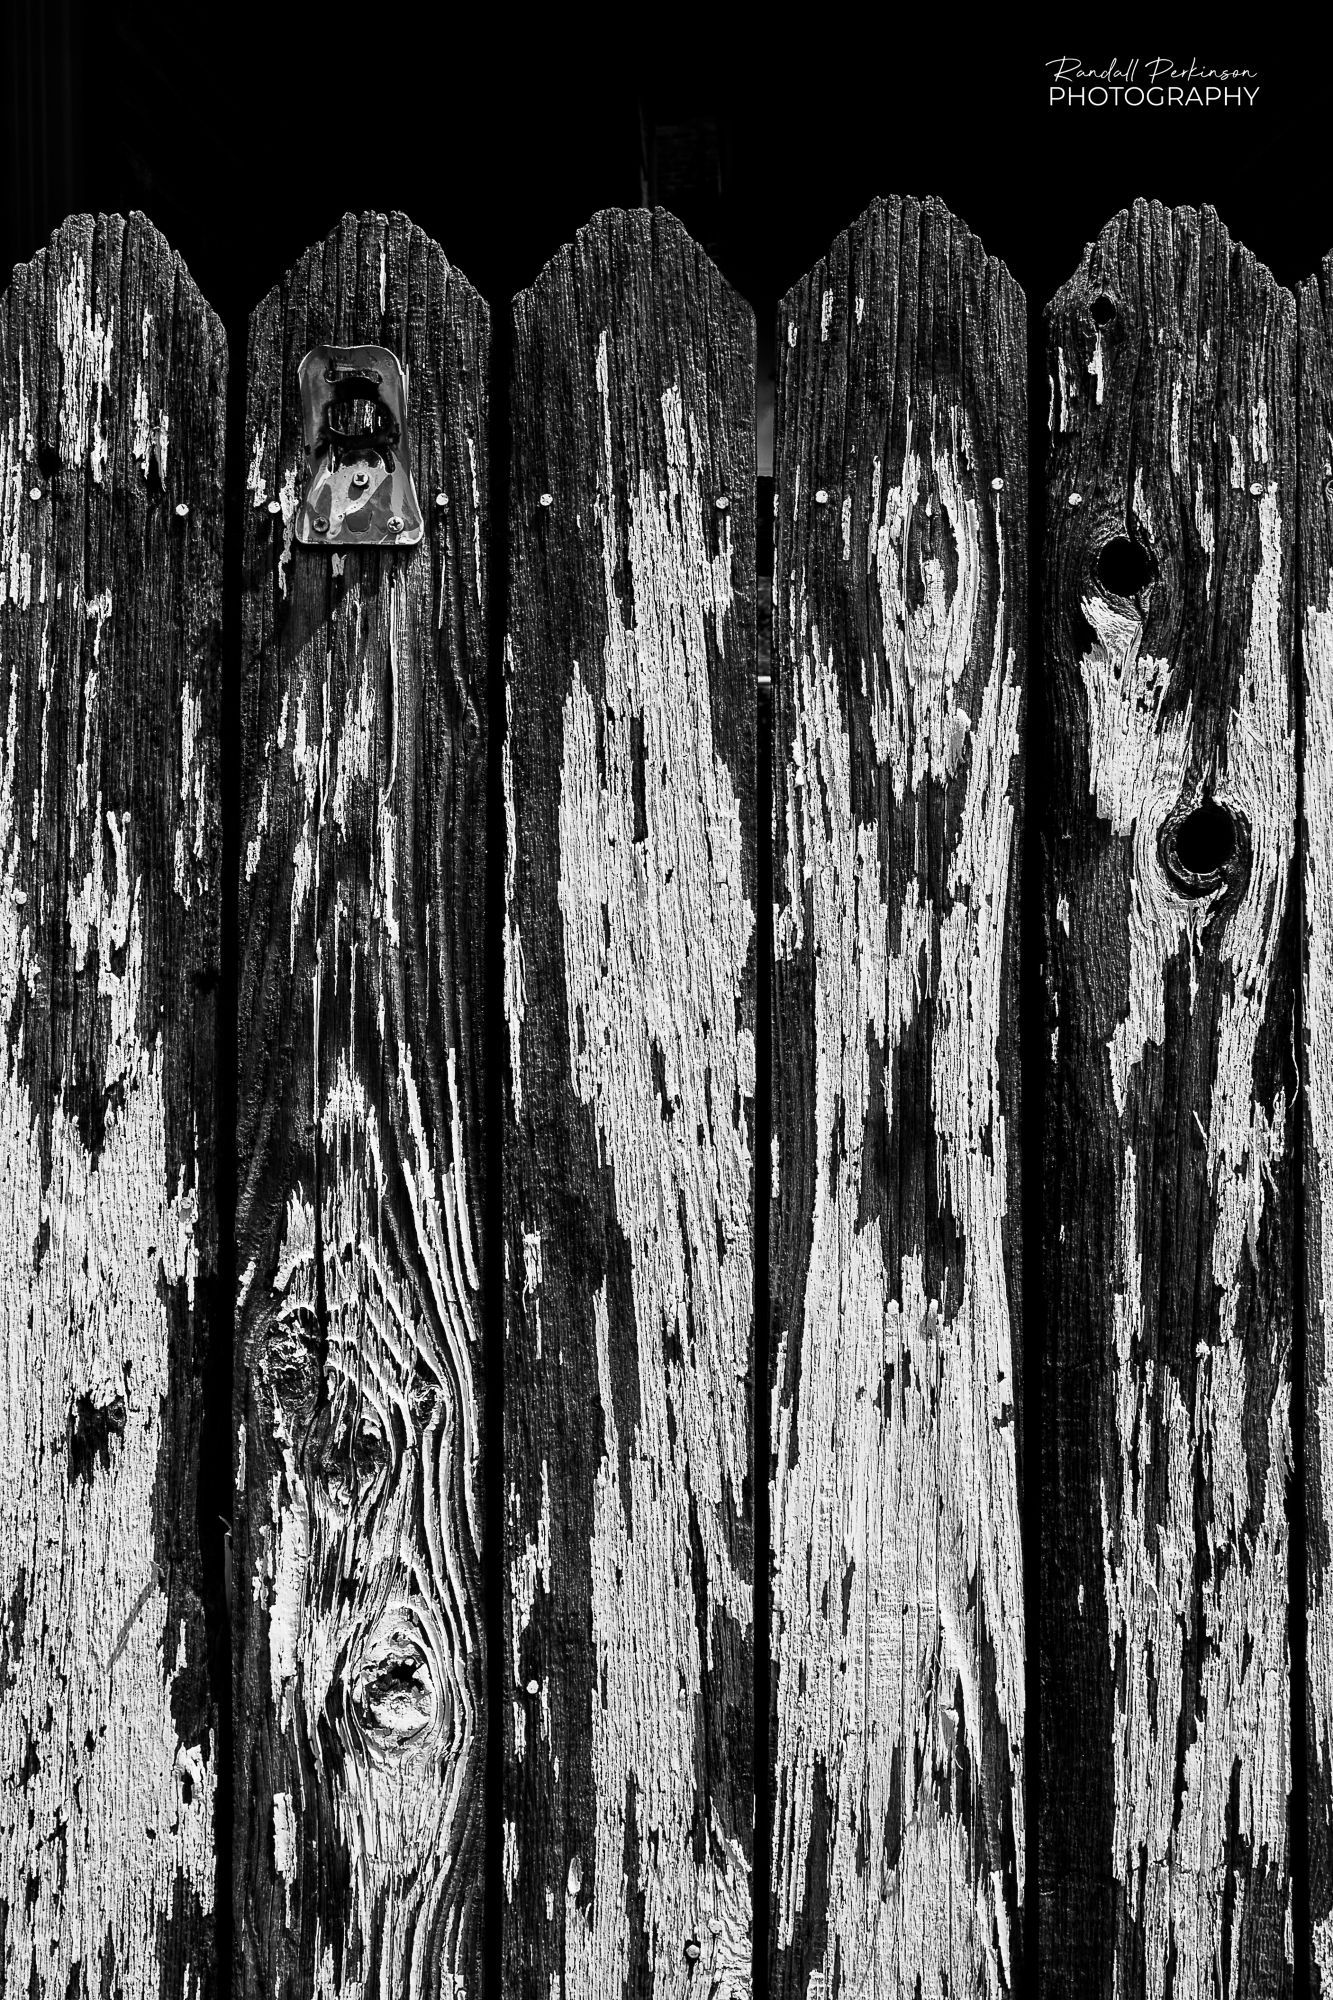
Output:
[{"xmin": 0, "ymin": 194, "xmax": 1329, "ymax": 2000}]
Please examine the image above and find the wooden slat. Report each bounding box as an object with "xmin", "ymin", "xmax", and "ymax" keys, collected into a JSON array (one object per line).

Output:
[
  {"xmin": 770, "ymin": 194, "xmax": 1027, "ymax": 1997},
  {"xmin": 234, "ymin": 212, "xmax": 488, "ymax": 1996},
  {"xmin": 1301, "ymin": 255, "xmax": 1333, "ymax": 1988},
  {"xmin": 1040, "ymin": 201, "xmax": 1297, "ymax": 1995},
  {"xmin": 503, "ymin": 207, "xmax": 756, "ymax": 1995},
  {"xmin": 0, "ymin": 212, "xmax": 225, "ymax": 1998}
]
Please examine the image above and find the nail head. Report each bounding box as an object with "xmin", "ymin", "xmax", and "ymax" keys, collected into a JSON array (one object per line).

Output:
[
  {"xmin": 525, "ymin": 1677, "xmax": 539, "ymax": 1695},
  {"xmin": 715, "ymin": 494, "xmax": 730, "ymax": 512},
  {"xmin": 1248, "ymin": 481, "xmax": 1264, "ymax": 496},
  {"xmin": 539, "ymin": 492, "xmax": 554, "ymax": 509},
  {"xmin": 991, "ymin": 477, "xmax": 1004, "ymax": 492},
  {"xmin": 267, "ymin": 499, "xmax": 283, "ymax": 516},
  {"xmin": 814, "ymin": 488, "xmax": 830, "ymax": 506},
  {"xmin": 435, "ymin": 492, "xmax": 449, "ymax": 510},
  {"xmin": 28, "ymin": 484, "xmax": 42, "ymax": 503},
  {"xmin": 1068, "ymin": 492, "xmax": 1083, "ymax": 508},
  {"xmin": 174, "ymin": 502, "xmax": 190, "ymax": 519}
]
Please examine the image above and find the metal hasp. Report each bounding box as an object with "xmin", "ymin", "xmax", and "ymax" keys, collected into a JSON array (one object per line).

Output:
[{"xmin": 296, "ymin": 343, "xmax": 424, "ymax": 547}]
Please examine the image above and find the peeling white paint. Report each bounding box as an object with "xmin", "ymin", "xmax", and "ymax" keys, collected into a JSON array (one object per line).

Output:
[
  {"xmin": 1081, "ymin": 440, "xmax": 1292, "ymax": 1996},
  {"xmin": 0, "ymin": 668, "xmax": 216, "ymax": 1996},
  {"xmin": 549, "ymin": 338, "xmax": 754, "ymax": 1994},
  {"xmin": 1305, "ymin": 576, "xmax": 1333, "ymax": 1957},
  {"xmin": 773, "ymin": 400, "xmax": 1023, "ymax": 1996},
  {"xmin": 56, "ymin": 248, "xmax": 113, "ymax": 482},
  {"xmin": 252, "ymin": 519, "xmax": 485, "ymax": 1990},
  {"xmin": 273, "ymin": 1790, "xmax": 297, "ymax": 1922},
  {"xmin": 277, "ymin": 466, "xmax": 299, "ymax": 597},
  {"xmin": 247, "ymin": 422, "xmax": 268, "ymax": 508},
  {"xmin": 866, "ymin": 406, "xmax": 981, "ymax": 802},
  {"xmin": 503, "ymin": 640, "xmax": 526, "ymax": 1114}
]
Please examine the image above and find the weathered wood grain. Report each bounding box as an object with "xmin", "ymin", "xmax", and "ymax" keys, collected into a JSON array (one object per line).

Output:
[
  {"xmin": 769, "ymin": 194, "xmax": 1027, "ymax": 1999},
  {"xmin": 1040, "ymin": 201, "xmax": 1297, "ymax": 1997},
  {"xmin": 503, "ymin": 207, "xmax": 756, "ymax": 1997},
  {"xmin": 0, "ymin": 212, "xmax": 225, "ymax": 1998},
  {"xmin": 234, "ymin": 212, "xmax": 488, "ymax": 1999},
  {"xmin": 1301, "ymin": 254, "xmax": 1333, "ymax": 1994}
]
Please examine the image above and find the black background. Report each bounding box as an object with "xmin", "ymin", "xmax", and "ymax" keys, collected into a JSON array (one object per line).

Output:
[
  {"xmin": 6, "ymin": 9, "xmax": 1326, "ymax": 1995},
  {"xmin": 5, "ymin": 12, "xmax": 1324, "ymax": 377}
]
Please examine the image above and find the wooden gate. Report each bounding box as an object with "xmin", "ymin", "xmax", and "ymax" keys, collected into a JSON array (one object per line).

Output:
[{"xmin": 1, "ymin": 193, "xmax": 1330, "ymax": 2000}]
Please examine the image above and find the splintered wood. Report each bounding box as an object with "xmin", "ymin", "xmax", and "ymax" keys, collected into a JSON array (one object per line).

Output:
[
  {"xmin": 770, "ymin": 197, "xmax": 1027, "ymax": 1998},
  {"xmin": 234, "ymin": 213, "xmax": 488, "ymax": 1998},
  {"xmin": 503, "ymin": 209, "xmax": 757, "ymax": 1998},
  {"xmin": 1040, "ymin": 202, "xmax": 1296, "ymax": 1996},
  {"xmin": 0, "ymin": 214, "xmax": 225, "ymax": 1998}
]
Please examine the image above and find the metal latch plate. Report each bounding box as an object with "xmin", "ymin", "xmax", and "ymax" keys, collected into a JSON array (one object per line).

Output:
[{"xmin": 296, "ymin": 343, "xmax": 423, "ymax": 548}]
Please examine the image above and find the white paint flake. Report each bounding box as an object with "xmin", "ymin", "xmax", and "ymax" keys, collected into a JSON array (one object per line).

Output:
[
  {"xmin": 56, "ymin": 248, "xmax": 114, "ymax": 482},
  {"xmin": 1305, "ymin": 573, "xmax": 1333, "ymax": 1983},
  {"xmin": 273, "ymin": 1791, "xmax": 297, "ymax": 1921},
  {"xmin": 277, "ymin": 465, "xmax": 300, "ymax": 597},
  {"xmin": 0, "ymin": 667, "xmax": 215, "ymax": 1996},
  {"xmin": 1082, "ymin": 445, "xmax": 1291, "ymax": 1997},
  {"xmin": 503, "ymin": 640, "xmax": 527, "ymax": 1113},
  {"xmin": 550, "ymin": 336, "xmax": 754, "ymax": 1995},
  {"xmin": 247, "ymin": 422, "xmax": 269, "ymax": 509},
  {"xmin": 773, "ymin": 398, "xmax": 1023, "ymax": 1997}
]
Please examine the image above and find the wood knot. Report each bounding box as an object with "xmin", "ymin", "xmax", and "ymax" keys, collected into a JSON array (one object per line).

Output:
[{"xmin": 1158, "ymin": 796, "xmax": 1249, "ymax": 899}]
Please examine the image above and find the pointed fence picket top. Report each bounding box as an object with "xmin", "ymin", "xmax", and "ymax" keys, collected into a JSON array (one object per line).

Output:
[
  {"xmin": 1040, "ymin": 202, "xmax": 1297, "ymax": 1995},
  {"xmin": 502, "ymin": 206, "xmax": 758, "ymax": 1996},
  {"xmin": 0, "ymin": 212, "xmax": 226, "ymax": 1999},
  {"xmin": 232, "ymin": 211, "xmax": 489, "ymax": 1997},
  {"xmin": 769, "ymin": 195, "xmax": 1028, "ymax": 1997}
]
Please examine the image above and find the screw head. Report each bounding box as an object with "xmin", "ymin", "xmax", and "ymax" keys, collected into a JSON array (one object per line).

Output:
[
  {"xmin": 387, "ymin": 514, "xmax": 404, "ymax": 532},
  {"xmin": 174, "ymin": 501, "xmax": 190, "ymax": 519},
  {"xmin": 351, "ymin": 468, "xmax": 370, "ymax": 490},
  {"xmin": 313, "ymin": 515, "xmax": 329, "ymax": 534}
]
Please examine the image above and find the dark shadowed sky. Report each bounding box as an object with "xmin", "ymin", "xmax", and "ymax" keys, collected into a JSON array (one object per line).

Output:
[{"xmin": 5, "ymin": 14, "xmax": 1321, "ymax": 361}]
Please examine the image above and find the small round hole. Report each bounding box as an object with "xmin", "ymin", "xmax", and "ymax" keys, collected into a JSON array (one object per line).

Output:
[
  {"xmin": 1173, "ymin": 799, "xmax": 1235, "ymax": 876},
  {"xmin": 1160, "ymin": 797, "xmax": 1246, "ymax": 897},
  {"xmin": 1090, "ymin": 294, "xmax": 1117, "ymax": 328},
  {"xmin": 1096, "ymin": 536, "xmax": 1155, "ymax": 597}
]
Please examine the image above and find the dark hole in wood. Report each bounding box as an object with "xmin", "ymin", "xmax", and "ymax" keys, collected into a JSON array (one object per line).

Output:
[
  {"xmin": 1096, "ymin": 536, "xmax": 1154, "ymax": 598},
  {"xmin": 1090, "ymin": 294, "xmax": 1117, "ymax": 327},
  {"xmin": 1173, "ymin": 799, "xmax": 1236, "ymax": 876},
  {"xmin": 1160, "ymin": 797, "xmax": 1244, "ymax": 896}
]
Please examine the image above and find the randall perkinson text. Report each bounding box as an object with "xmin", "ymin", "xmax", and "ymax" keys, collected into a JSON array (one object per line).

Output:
[{"xmin": 1047, "ymin": 57, "xmax": 1260, "ymax": 107}]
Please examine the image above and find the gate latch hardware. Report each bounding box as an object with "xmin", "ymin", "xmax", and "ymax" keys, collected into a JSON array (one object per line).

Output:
[{"xmin": 296, "ymin": 344, "xmax": 423, "ymax": 548}]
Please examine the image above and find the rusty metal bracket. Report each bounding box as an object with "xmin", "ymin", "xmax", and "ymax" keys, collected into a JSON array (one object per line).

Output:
[{"xmin": 296, "ymin": 343, "xmax": 423, "ymax": 548}]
